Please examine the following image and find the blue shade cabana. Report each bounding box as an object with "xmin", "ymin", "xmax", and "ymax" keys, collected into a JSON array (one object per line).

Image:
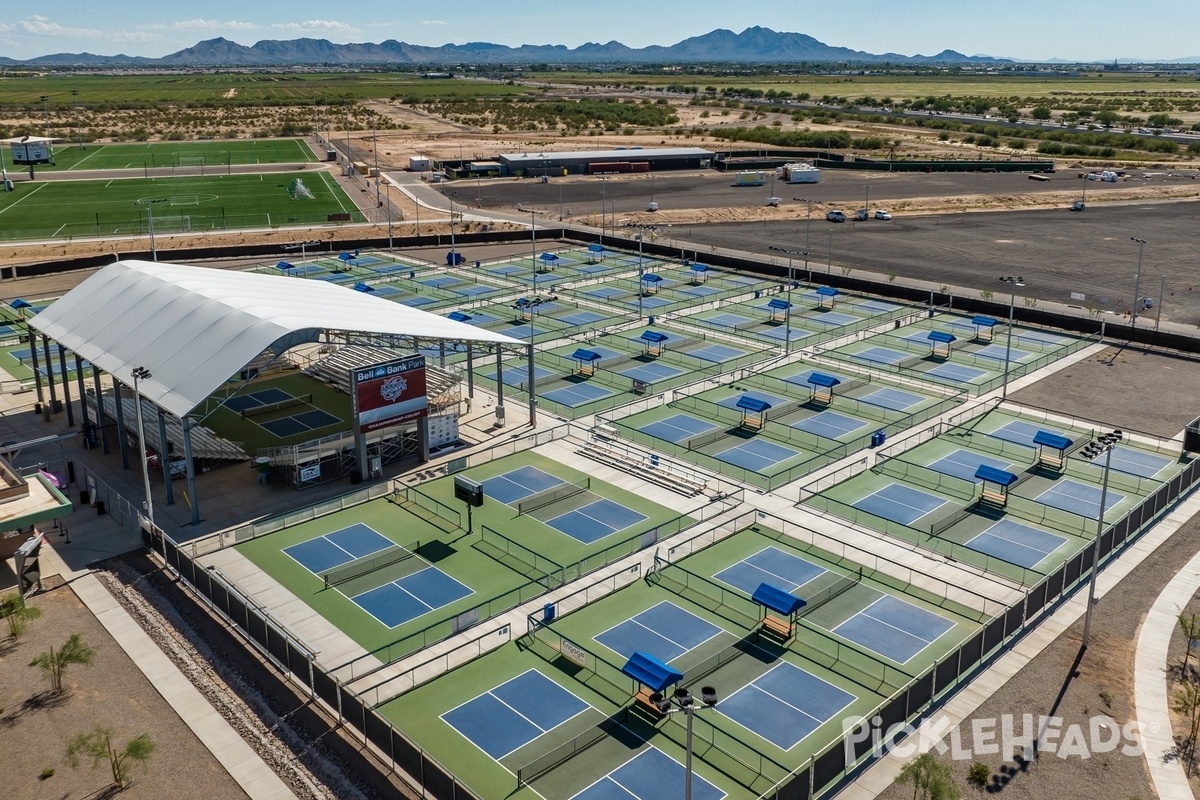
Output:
[
  {"xmin": 352, "ymin": 282, "xmax": 375, "ymax": 293},
  {"xmin": 736, "ymin": 394, "xmax": 771, "ymax": 431},
  {"xmin": 537, "ymin": 252, "xmax": 560, "ymax": 272},
  {"xmin": 975, "ymin": 464, "xmax": 1018, "ymax": 508},
  {"xmin": 927, "ymin": 330, "xmax": 955, "ymax": 359},
  {"xmin": 338, "ymin": 251, "xmax": 356, "ymax": 267},
  {"xmin": 971, "ymin": 315, "xmax": 997, "ymax": 342},
  {"xmin": 1033, "ymin": 430, "xmax": 1072, "ymax": 472},
  {"xmin": 639, "ymin": 330, "xmax": 669, "ymax": 358},
  {"xmin": 515, "ymin": 297, "xmax": 534, "ymax": 321},
  {"xmin": 275, "ymin": 261, "xmax": 295, "ymax": 274},
  {"xmin": 622, "ymin": 651, "xmax": 684, "ymax": 714},
  {"xmin": 689, "ymin": 263, "xmax": 710, "ymax": 284},
  {"xmin": 571, "ymin": 348, "xmax": 602, "ymax": 377},
  {"xmin": 587, "ymin": 243, "xmax": 606, "ymax": 263},
  {"xmin": 767, "ymin": 297, "xmax": 791, "ymax": 324},
  {"xmin": 807, "ymin": 372, "xmax": 841, "ymax": 406},
  {"xmin": 447, "ymin": 311, "xmax": 472, "ymax": 322},
  {"xmin": 753, "ymin": 582, "xmax": 806, "ymax": 641},
  {"xmin": 816, "ymin": 286, "xmax": 838, "ymax": 309},
  {"xmin": 640, "ymin": 273, "xmax": 663, "ymax": 295}
]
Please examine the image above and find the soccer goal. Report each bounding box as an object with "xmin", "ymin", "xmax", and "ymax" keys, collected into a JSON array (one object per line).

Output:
[
  {"xmin": 287, "ymin": 178, "xmax": 316, "ymax": 200},
  {"xmin": 173, "ymin": 155, "xmax": 206, "ymax": 176}
]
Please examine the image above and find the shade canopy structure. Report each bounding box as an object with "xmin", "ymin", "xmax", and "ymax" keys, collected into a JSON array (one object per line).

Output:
[
  {"xmin": 639, "ymin": 330, "xmax": 669, "ymax": 344},
  {"xmin": 807, "ymin": 372, "xmax": 841, "ymax": 389},
  {"xmin": 767, "ymin": 298, "xmax": 791, "ymax": 311},
  {"xmin": 539, "ymin": 252, "xmax": 559, "ymax": 262},
  {"xmin": 621, "ymin": 651, "xmax": 683, "ymax": 694},
  {"xmin": 975, "ymin": 465, "xmax": 1018, "ymax": 486},
  {"xmin": 28, "ymin": 260, "xmax": 522, "ymax": 419},
  {"xmin": 752, "ymin": 582, "xmax": 807, "ymax": 616},
  {"xmin": 1032, "ymin": 431, "xmax": 1072, "ymax": 451},
  {"xmin": 927, "ymin": 331, "xmax": 955, "ymax": 344},
  {"xmin": 972, "ymin": 316, "xmax": 997, "ymax": 328},
  {"xmin": 571, "ymin": 349, "xmax": 602, "ymax": 364},
  {"xmin": 736, "ymin": 395, "xmax": 772, "ymax": 413},
  {"xmin": 447, "ymin": 311, "xmax": 472, "ymax": 322}
]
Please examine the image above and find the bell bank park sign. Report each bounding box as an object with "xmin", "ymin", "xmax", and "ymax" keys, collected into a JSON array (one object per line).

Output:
[{"xmin": 351, "ymin": 355, "xmax": 429, "ymax": 434}]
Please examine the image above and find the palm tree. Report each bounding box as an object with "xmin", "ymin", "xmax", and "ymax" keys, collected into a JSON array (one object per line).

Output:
[
  {"xmin": 32, "ymin": 633, "xmax": 95, "ymax": 694},
  {"xmin": 67, "ymin": 727, "xmax": 155, "ymax": 790},
  {"xmin": 0, "ymin": 592, "xmax": 41, "ymax": 639}
]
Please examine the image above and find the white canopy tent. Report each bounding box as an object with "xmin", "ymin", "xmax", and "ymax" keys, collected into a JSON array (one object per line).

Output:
[{"xmin": 28, "ymin": 259, "xmax": 532, "ymax": 525}]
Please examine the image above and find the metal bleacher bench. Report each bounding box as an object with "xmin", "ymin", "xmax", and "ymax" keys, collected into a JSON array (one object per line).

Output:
[{"xmin": 577, "ymin": 442, "xmax": 706, "ymax": 498}]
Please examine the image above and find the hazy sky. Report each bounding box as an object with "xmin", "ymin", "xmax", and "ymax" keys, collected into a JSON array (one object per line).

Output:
[{"xmin": 2, "ymin": 1, "xmax": 1198, "ymax": 62}]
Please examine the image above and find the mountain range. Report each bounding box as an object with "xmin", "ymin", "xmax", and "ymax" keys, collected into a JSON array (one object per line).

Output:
[{"xmin": 0, "ymin": 27, "xmax": 1008, "ymax": 67}]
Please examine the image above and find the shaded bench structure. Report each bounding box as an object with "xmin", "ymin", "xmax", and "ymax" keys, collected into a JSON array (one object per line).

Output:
[
  {"xmin": 971, "ymin": 315, "xmax": 997, "ymax": 342},
  {"xmin": 816, "ymin": 286, "xmax": 839, "ymax": 309},
  {"xmin": 752, "ymin": 582, "xmax": 806, "ymax": 642},
  {"xmin": 537, "ymin": 252, "xmax": 560, "ymax": 273},
  {"xmin": 689, "ymin": 263, "xmax": 709, "ymax": 285},
  {"xmin": 585, "ymin": 243, "xmax": 606, "ymax": 264},
  {"xmin": 447, "ymin": 310, "xmax": 472, "ymax": 323},
  {"xmin": 640, "ymin": 273, "xmax": 662, "ymax": 296},
  {"xmin": 807, "ymin": 371, "xmax": 841, "ymax": 407},
  {"xmin": 736, "ymin": 394, "xmax": 771, "ymax": 431},
  {"xmin": 975, "ymin": 464, "xmax": 1018, "ymax": 509},
  {"xmin": 639, "ymin": 330, "xmax": 669, "ymax": 358},
  {"xmin": 621, "ymin": 651, "xmax": 684, "ymax": 717},
  {"xmin": 927, "ymin": 330, "xmax": 955, "ymax": 360},
  {"xmin": 767, "ymin": 297, "xmax": 791, "ymax": 324},
  {"xmin": 1033, "ymin": 430, "xmax": 1072, "ymax": 472},
  {"xmin": 571, "ymin": 348, "xmax": 601, "ymax": 378}
]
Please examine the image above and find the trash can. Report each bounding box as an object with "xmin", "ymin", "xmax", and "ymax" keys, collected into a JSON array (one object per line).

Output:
[
  {"xmin": 650, "ymin": 454, "xmax": 660, "ymax": 468},
  {"xmin": 648, "ymin": 316, "xmax": 656, "ymax": 325},
  {"xmin": 255, "ymin": 456, "xmax": 270, "ymax": 485},
  {"xmin": 79, "ymin": 490, "xmax": 90, "ymax": 504},
  {"xmin": 96, "ymin": 500, "xmax": 106, "ymax": 515},
  {"xmin": 543, "ymin": 603, "xmax": 556, "ymax": 623}
]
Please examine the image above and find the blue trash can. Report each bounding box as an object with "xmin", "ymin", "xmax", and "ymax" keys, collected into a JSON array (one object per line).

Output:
[
  {"xmin": 650, "ymin": 454, "xmax": 660, "ymax": 468},
  {"xmin": 648, "ymin": 316, "xmax": 656, "ymax": 325},
  {"xmin": 543, "ymin": 603, "xmax": 556, "ymax": 623},
  {"xmin": 874, "ymin": 430, "xmax": 887, "ymax": 447}
]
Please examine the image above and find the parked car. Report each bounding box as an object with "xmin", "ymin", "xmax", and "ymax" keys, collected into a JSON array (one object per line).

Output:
[
  {"xmin": 874, "ymin": 209, "xmax": 892, "ymax": 220},
  {"xmin": 826, "ymin": 209, "xmax": 846, "ymax": 223},
  {"xmin": 855, "ymin": 208, "xmax": 869, "ymax": 221}
]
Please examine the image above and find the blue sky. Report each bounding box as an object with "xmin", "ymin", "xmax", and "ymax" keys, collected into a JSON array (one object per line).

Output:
[{"xmin": 2, "ymin": 2, "xmax": 1198, "ymax": 62}]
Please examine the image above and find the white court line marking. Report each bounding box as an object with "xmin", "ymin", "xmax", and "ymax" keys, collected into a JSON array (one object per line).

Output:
[{"xmin": 0, "ymin": 182, "xmax": 47, "ymax": 216}]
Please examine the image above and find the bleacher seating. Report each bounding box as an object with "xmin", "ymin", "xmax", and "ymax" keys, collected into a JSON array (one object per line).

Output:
[{"xmin": 577, "ymin": 441, "xmax": 707, "ymax": 498}]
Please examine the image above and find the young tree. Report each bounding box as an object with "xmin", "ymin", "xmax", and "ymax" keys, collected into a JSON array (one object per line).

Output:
[
  {"xmin": 1173, "ymin": 681, "xmax": 1200, "ymax": 775},
  {"xmin": 31, "ymin": 633, "xmax": 95, "ymax": 694},
  {"xmin": 67, "ymin": 727, "xmax": 155, "ymax": 790},
  {"xmin": 899, "ymin": 752, "xmax": 960, "ymax": 800},
  {"xmin": 0, "ymin": 592, "xmax": 42, "ymax": 639},
  {"xmin": 1180, "ymin": 612, "xmax": 1200, "ymax": 676}
]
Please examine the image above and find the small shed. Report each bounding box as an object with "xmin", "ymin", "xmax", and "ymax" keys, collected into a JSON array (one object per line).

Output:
[
  {"xmin": 639, "ymin": 330, "xmax": 669, "ymax": 358},
  {"xmin": 1033, "ymin": 431, "xmax": 1072, "ymax": 472},
  {"xmin": 736, "ymin": 394, "xmax": 771, "ymax": 431}
]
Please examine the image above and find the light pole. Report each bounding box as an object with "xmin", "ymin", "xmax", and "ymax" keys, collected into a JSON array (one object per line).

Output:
[
  {"xmin": 999, "ymin": 276, "xmax": 1024, "ymax": 400},
  {"xmin": 769, "ymin": 245, "xmax": 805, "ymax": 353},
  {"xmin": 651, "ymin": 686, "xmax": 719, "ymax": 800},
  {"xmin": 1080, "ymin": 429, "xmax": 1122, "ymax": 649},
  {"xmin": 72, "ymin": 90, "xmax": 83, "ymax": 150},
  {"xmin": 372, "ymin": 118, "xmax": 381, "ymax": 208},
  {"xmin": 40, "ymin": 95, "xmax": 50, "ymax": 139},
  {"xmin": 131, "ymin": 367, "xmax": 155, "ymax": 532},
  {"xmin": 637, "ymin": 230, "xmax": 645, "ymax": 321},
  {"xmin": 137, "ymin": 198, "xmax": 167, "ymax": 261},
  {"xmin": 1130, "ymin": 237, "xmax": 1147, "ymax": 327}
]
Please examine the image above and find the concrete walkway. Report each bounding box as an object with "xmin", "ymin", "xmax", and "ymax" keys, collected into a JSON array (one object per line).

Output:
[
  {"xmin": 1135, "ymin": 499, "xmax": 1200, "ymax": 800},
  {"xmin": 71, "ymin": 572, "xmax": 297, "ymax": 800}
]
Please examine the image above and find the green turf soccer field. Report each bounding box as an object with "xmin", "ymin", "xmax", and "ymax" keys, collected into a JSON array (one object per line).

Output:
[
  {"xmin": 17, "ymin": 138, "xmax": 316, "ymax": 172},
  {"xmin": 0, "ymin": 170, "xmax": 363, "ymax": 241}
]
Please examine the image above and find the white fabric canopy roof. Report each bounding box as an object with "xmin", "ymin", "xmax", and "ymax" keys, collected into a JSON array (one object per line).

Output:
[{"xmin": 30, "ymin": 260, "xmax": 521, "ymax": 418}]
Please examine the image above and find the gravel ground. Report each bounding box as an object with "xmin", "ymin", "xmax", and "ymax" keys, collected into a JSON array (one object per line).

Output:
[
  {"xmin": 0, "ymin": 580, "xmax": 250, "ymax": 800},
  {"xmin": 876, "ymin": 345, "xmax": 1200, "ymax": 800}
]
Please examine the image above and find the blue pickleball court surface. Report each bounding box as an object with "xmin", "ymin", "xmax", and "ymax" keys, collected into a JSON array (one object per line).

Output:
[
  {"xmin": 619, "ymin": 361, "xmax": 683, "ymax": 384},
  {"xmin": 556, "ymin": 310, "xmax": 609, "ymax": 327},
  {"xmin": 351, "ymin": 566, "xmax": 473, "ymax": 627},
  {"xmin": 965, "ymin": 519, "xmax": 1067, "ymax": 569},
  {"xmin": 807, "ymin": 311, "xmax": 859, "ymax": 327},
  {"xmin": 221, "ymin": 386, "xmax": 292, "ymax": 413},
  {"xmin": 973, "ymin": 344, "xmax": 1032, "ymax": 363},
  {"xmin": 442, "ymin": 670, "xmax": 590, "ymax": 760},
  {"xmin": 545, "ymin": 498, "xmax": 647, "ymax": 544},
  {"xmin": 854, "ymin": 346, "xmax": 910, "ymax": 366},
  {"xmin": 927, "ymin": 449, "xmax": 1015, "ymax": 484},
  {"xmin": 718, "ymin": 662, "xmax": 856, "ymax": 751},
  {"xmin": 283, "ymin": 523, "xmax": 392, "ymax": 574},
  {"xmin": 925, "ymin": 362, "xmax": 987, "ymax": 384},
  {"xmin": 687, "ymin": 343, "xmax": 747, "ymax": 363},
  {"xmin": 1035, "ymin": 479, "xmax": 1125, "ymax": 519},
  {"xmin": 715, "ymin": 437, "xmax": 801, "ymax": 473},
  {"xmin": 832, "ymin": 595, "xmax": 954, "ymax": 663},
  {"xmin": 1082, "ymin": 445, "xmax": 1173, "ymax": 479},
  {"xmin": 760, "ymin": 325, "xmax": 811, "ymax": 342},
  {"xmin": 638, "ymin": 413, "xmax": 718, "ymax": 444},
  {"xmin": 988, "ymin": 419, "xmax": 1069, "ymax": 449},
  {"xmin": 783, "ymin": 368, "xmax": 849, "ymax": 389},
  {"xmin": 481, "ymin": 466, "xmax": 565, "ymax": 505},
  {"xmin": 853, "ymin": 483, "xmax": 947, "ymax": 526},
  {"xmin": 858, "ymin": 387, "xmax": 925, "ymax": 412},
  {"xmin": 572, "ymin": 748, "xmax": 725, "ymax": 800},
  {"xmin": 716, "ymin": 391, "xmax": 789, "ymax": 412},
  {"xmin": 594, "ymin": 601, "xmax": 723, "ymax": 663},
  {"xmin": 714, "ymin": 546, "xmax": 826, "ymax": 596},
  {"xmin": 704, "ymin": 312, "xmax": 755, "ymax": 329},
  {"xmin": 791, "ymin": 410, "xmax": 869, "ymax": 441},
  {"xmin": 542, "ymin": 381, "xmax": 615, "ymax": 408}
]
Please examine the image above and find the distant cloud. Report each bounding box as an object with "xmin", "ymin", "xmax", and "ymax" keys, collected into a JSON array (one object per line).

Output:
[
  {"xmin": 423, "ymin": 20, "xmax": 449, "ymax": 26},
  {"xmin": 0, "ymin": 15, "xmax": 159, "ymax": 43},
  {"xmin": 147, "ymin": 19, "xmax": 259, "ymax": 32},
  {"xmin": 269, "ymin": 20, "xmax": 361, "ymax": 35}
]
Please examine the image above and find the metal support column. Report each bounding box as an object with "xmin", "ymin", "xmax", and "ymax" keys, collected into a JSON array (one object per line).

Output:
[
  {"xmin": 495, "ymin": 349, "xmax": 505, "ymax": 426},
  {"xmin": 418, "ymin": 416, "xmax": 430, "ymax": 462},
  {"xmin": 74, "ymin": 354, "xmax": 90, "ymax": 431},
  {"xmin": 158, "ymin": 408, "xmax": 174, "ymax": 505},
  {"xmin": 466, "ymin": 343, "xmax": 475, "ymax": 400},
  {"xmin": 28, "ymin": 333, "xmax": 44, "ymax": 405},
  {"xmin": 57, "ymin": 346, "xmax": 74, "ymax": 426},
  {"xmin": 91, "ymin": 366, "xmax": 110, "ymax": 454},
  {"xmin": 113, "ymin": 380, "xmax": 130, "ymax": 470},
  {"xmin": 526, "ymin": 342, "xmax": 537, "ymax": 428},
  {"xmin": 41, "ymin": 336, "xmax": 58, "ymax": 413},
  {"xmin": 182, "ymin": 416, "xmax": 200, "ymax": 525}
]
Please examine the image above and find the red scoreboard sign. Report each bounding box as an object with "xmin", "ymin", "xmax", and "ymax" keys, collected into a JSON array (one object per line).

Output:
[{"xmin": 351, "ymin": 355, "xmax": 429, "ymax": 434}]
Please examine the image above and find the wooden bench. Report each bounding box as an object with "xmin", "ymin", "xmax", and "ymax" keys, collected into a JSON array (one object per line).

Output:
[
  {"xmin": 1038, "ymin": 452, "xmax": 1064, "ymax": 470},
  {"xmin": 741, "ymin": 417, "xmax": 764, "ymax": 432},
  {"xmin": 760, "ymin": 615, "xmax": 793, "ymax": 640},
  {"xmin": 634, "ymin": 687, "xmax": 664, "ymax": 715},
  {"xmin": 980, "ymin": 487, "xmax": 1007, "ymax": 507}
]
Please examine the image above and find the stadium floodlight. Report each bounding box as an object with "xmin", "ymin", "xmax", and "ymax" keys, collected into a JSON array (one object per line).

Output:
[
  {"xmin": 769, "ymin": 246, "xmax": 806, "ymax": 354},
  {"xmin": 1080, "ymin": 430, "xmax": 1122, "ymax": 649},
  {"xmin": 654, "ymin": 684, "xmax": 719, "ymax": 800},
  {"xmin": 999, "ymin": 276, "xmax": 1025, "ymax": 400},
  {"xmin": 131, "ymin": 367, "xmax": 155, "ymax": 536}
]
